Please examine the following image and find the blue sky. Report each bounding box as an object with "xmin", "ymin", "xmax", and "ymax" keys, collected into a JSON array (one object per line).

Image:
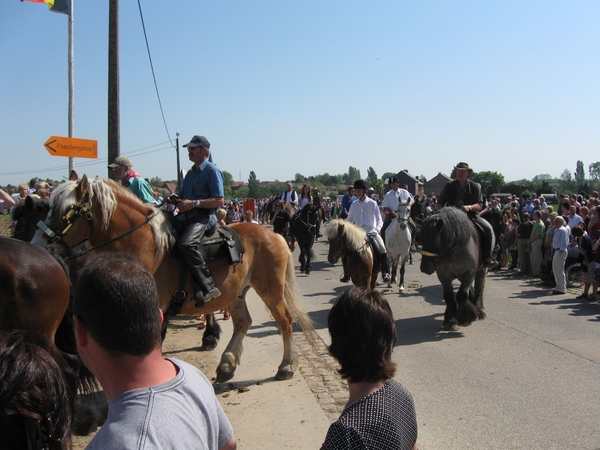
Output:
[{"xmin": 1, "ymin": 1, "xmax": 598, "ymax": 188}]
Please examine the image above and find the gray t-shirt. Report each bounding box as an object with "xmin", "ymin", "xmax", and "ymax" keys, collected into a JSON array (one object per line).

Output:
[{"xmin": 86, "ymin": 358, "xmax": 233, "ymax": 450}]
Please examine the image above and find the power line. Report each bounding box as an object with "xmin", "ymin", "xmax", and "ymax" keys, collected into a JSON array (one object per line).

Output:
[{"xmin": 137, "ymin": 0, "xmax": 173, "ymax": 147}]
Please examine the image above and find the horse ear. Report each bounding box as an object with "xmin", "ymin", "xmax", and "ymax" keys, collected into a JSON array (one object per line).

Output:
[
  {"xmin": 435, "ymin": 218, "xmax": 444, "ymax": 232},
  {"xmin": 24, "ymin": 195, "xmax": 34, "ymax": 210},
  {"xmin": 69, "ymin": 169, "xmax": 79, "ymax": 181},
  {"xmin": 75, "ymin": 174, "xmax": 91, "ymax": 202}
]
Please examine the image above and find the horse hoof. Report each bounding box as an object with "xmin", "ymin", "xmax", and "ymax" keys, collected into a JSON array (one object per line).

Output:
[
  {"xmin": 216, "ymin": 367, "xmax": 236, "ymax": 383},
  {"xmin": 201, "ymin": 336, "xmax": 219, "ymax": 351},
  {"xmin": 442, "ymin": 323, "xmax": 459, "ymax": 332},
  {"xmin": 399, "ymin": 288, "xmax": 405, "ymax": 295},
  {"xmin": 275, "ymin": 368, "xmax": 294, "ymax": 380}
]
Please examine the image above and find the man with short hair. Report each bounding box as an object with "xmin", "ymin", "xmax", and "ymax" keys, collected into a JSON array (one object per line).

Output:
[
  {"xmin": 175, "ymin": 135, "xmax": 224, "ymax": 305},
  {"xmin": 281, "ymin": 183, "xmax": 298, "ymax": 208},
  {"xmin": 107, "ymin": 155, "xmax": 155, "ymax": 204},
  {"xmin": 567, "ymin": 205, "xmax": 583, "ymax": 229},
  {"xmin": 347, "ymin": 179, "xmax": 391, "ymax": 283},
  {"xmin": 551, "ymin": 216, "xmax": 569, "ymax": 295},
  {"xmin": 436, "ymin": 162, "xmax": 497, "ymax": 268},
  {"xmin": 73, "ymin": 253, "xmax": 236, "ymax": 449}
]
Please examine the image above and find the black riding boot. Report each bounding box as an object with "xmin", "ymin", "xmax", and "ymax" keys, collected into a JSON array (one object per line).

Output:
[
  {"xmin": 381, "ymin": 252, "xmax": 391, "ymax": 283},
  {"xmin": 192, "ymin": 260, "xmax": 221, "ymax": 307}
]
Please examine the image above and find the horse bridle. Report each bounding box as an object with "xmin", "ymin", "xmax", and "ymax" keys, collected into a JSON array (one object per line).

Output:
[
  {"xmin": 298, "ymin": 207, "xmax": 318, "ymax": 233},
  {"xmin": 37, "ymin": 194, "xmax": 94, "ymax": 251},
  {"xmin": 37, "ymin": 195, "xmax": 158, "ymax": 259}
]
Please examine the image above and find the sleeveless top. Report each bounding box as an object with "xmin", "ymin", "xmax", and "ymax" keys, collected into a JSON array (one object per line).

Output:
[{"xmin": 321, "ymin": 380, "xmax": 418, "ymax": 450}]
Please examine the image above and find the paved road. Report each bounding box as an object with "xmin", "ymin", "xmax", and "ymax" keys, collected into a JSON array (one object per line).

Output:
[{"xmin": 292, "ymin": 230, "xmax": 600, "ymax": 450}]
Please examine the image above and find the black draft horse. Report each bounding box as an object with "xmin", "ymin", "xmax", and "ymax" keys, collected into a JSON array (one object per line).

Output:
[
  {"xmin": 419, "ymin": 207, "xmax": 487, "ymax": 331},
  {"xmin": 291, "ymin": 204, "xmax": 319, "ymax": 274}
]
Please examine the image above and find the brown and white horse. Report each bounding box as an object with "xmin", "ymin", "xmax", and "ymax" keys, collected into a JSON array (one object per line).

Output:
[
  {"xmin": 326, "ymin": 218, "xmax": 380, "ymax": 290},
  {"xmin": 32, "ymin": 175, "xmax": 316, "ymax": 382}
]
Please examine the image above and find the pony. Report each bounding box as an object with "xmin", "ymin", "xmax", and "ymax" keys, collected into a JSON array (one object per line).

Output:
[
  {"xmin": 32, "ymin": 175, "xmax": 316, "ymax": 382},
  {"xmin": 419, "ymin": 207, "xmax": 487, "ymax": 331},
  {"xmin": 327, "ymin": 218, "xmax": 380, "ymax": 290},
  {"xmin": 291, "ymin": 203, "xmax": 319, "ymax": 274},
  {"xmin": 10, "ymin": 196, "xmax": 50, "ymax": 242},
  {"xmin": 385, "ymin": 200, "xmax": 412, "ymax": 294}
]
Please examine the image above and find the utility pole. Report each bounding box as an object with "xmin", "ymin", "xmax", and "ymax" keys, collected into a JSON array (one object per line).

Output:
[
  {"xmin": 107, "ymin": 0, "xmax": 119, "ymax": 179},
  {"xmin": 67, "ymin": 0, "xmax": 74, "ymax": 176},
  {"xmin": 175, "ymin": 132, "xmax": 182, "ymax": 188}
]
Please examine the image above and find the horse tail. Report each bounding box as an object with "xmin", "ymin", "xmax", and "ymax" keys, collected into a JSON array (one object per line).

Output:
[{"xmin": 283, "ymin": 251, "xmax": 318, "ymax": 347}]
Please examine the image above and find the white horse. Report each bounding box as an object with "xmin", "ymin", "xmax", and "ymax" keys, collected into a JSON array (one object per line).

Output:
[{"xmin": 385, "ymin": 200, "xmax": 413, "ymax": 294}]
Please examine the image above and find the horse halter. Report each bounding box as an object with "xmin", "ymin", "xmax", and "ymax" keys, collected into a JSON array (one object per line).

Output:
[{"xmin": 37, "ymin": 196, "xmax": 94, "ymax": 251}]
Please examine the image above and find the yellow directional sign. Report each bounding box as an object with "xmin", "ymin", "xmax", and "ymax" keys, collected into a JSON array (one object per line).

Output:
[{"xmin": 44, "ymin": 136, "xmax": 98, "ymax": 159}]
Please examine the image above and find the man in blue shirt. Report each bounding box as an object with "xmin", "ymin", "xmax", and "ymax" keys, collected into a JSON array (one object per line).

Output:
[{"xmin": 175, "ymin": 135, "xmax": 225, "ymax": 305}]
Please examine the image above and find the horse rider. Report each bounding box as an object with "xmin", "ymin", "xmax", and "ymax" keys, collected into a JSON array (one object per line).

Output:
[
  {"xmin": 172, "ymin": 135, "xmax": 224, "ymax": 305},
  {"xmin": 281, "ymin": 183, "xmax": 299, "ymax": 211},
  {"xmin": 381, "ymin": 176, "xmax": 415, "ymax": 243},
  {"xmin": 436, "ymin": 162, "xmax": 497, "ymax": 268},
  {"xmin": 343, "ymin": 179, "xmax": 392, "ymax": 283},
  {"xmin": 107, "ymin": 155, "xmax": 155, "ymax": 204},
  {"xmin": 312, "ymin": 187, "xmax": 324, "ymax": 239}
]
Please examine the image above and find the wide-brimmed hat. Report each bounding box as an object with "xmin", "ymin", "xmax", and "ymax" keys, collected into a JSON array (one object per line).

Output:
[
  {"xmin": 107, "ymin": 155, "xmax": 133, "ymax": 168},
  {"xmin": 183, "ymin": 135, "xmax": 210, "ymax": 149},
  {"xmin": 388, "ymin": 176, "xmax": 399, "ymax": 184},
  {"xmin": 454, "ymin": 162, "xmax": 473, "ymax": 172},
  {"xmin": 353, "ymin": 179, "xmax": 368, "ymax": 190}
]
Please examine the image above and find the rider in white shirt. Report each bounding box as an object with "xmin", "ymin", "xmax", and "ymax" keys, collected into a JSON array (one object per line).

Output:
[
  {"xmin": 381, "ymin": 176, "xmax": 414, "ymax": 242},
  {"xmin": 345, "ymin": 179, "xmax": 391, "ymax": 283}
]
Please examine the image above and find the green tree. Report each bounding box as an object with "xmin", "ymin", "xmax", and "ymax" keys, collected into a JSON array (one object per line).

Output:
[
  {"xmin": 471, "ymin": 171, "xmax": 505, "ymax": 195},
  {"xmin": 559, "ymin": 169, "xmax": 576, "ymax": 193},
  {"xmin": 343, "ymin": 166, "xmax": 361, "ymax": 185},
  {"xmin": 365, "ymin": 167, "xmax": 378, "ymax": 188},
  {"xmin": 575, "ymin": 160, "xmax": 585, "ymax": 186},
  {"xmin": 149, "ymin": 176, "xmax": 163, "ymax": 187},
  {"xmin": 222, "ymin": 171, "xmax": 234, "ymax": 189},
  {"xmin": 294, "ymin": 173, "xmax": 306, "ymax": 183},
  {"xmin": 247, "ymin": 171, "xmax": 261, "ymax": 199},
  {"xmin": 382, "ymin": 172, "xmax": 396, "ymax": 182},
  {"xmin": 589, "ymin": 162, "xmax": 600, "ymax": 181}
]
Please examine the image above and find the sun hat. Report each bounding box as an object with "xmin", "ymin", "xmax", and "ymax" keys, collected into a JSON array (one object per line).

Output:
[{"xmin": 454, "ymin": 162, "xmax": 473, "ymax": 172}]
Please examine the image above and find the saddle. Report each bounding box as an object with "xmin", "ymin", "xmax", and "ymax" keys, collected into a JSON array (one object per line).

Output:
[{"xmin": 168, "ymin": 220, "xmax": 246, "ymax": 315}]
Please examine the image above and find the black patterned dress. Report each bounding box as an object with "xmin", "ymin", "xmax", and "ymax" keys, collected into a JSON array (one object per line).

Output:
[{"xmin": 321, "ymin": 380, "xmax": 418, "ymax": 450}]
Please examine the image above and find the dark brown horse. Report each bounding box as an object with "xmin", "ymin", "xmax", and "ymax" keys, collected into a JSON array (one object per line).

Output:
[
  {"xmin": 32, "ymin": 175, "xmax": 316, "ymax": 382},
  {"xmin": 326, "ymin": 218, "xmax": 380, "ymax": 290}
]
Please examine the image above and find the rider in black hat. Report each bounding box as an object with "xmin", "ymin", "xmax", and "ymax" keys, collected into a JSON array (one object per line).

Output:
[
  {"xmin": 342, "ymin": 179, "xmax": 392, "ymax": 283},
  {"xmin": 437, "ymin": 162, "xmax": 497, "ymax": 268}
]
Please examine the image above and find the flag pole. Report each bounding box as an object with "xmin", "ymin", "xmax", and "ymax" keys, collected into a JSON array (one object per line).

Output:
[{"xmin": 67, "ymin": 0, "xmax": 74, "ymax": 176}]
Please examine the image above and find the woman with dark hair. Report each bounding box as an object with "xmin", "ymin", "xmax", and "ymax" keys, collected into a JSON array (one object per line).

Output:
[
  {"xmin": 0, "ymin": 331, "xmax": 72, "ymax": 450},
  {"xmin": 299, "ymin": 184, "xmax": 313, "ymax": 210},
  {"xmin": 321, "ymin": 287, "xmax": 418, "ymax": 450}
]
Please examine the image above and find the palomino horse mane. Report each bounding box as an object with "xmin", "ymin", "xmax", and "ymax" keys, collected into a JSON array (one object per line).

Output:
[
  {"xmin": 327, "ymin": 218, "xmax": 367, "ymax": 252},
  {"xmin": 51, "ymin": 177, "xmax": 176, "ymax": 258}
]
